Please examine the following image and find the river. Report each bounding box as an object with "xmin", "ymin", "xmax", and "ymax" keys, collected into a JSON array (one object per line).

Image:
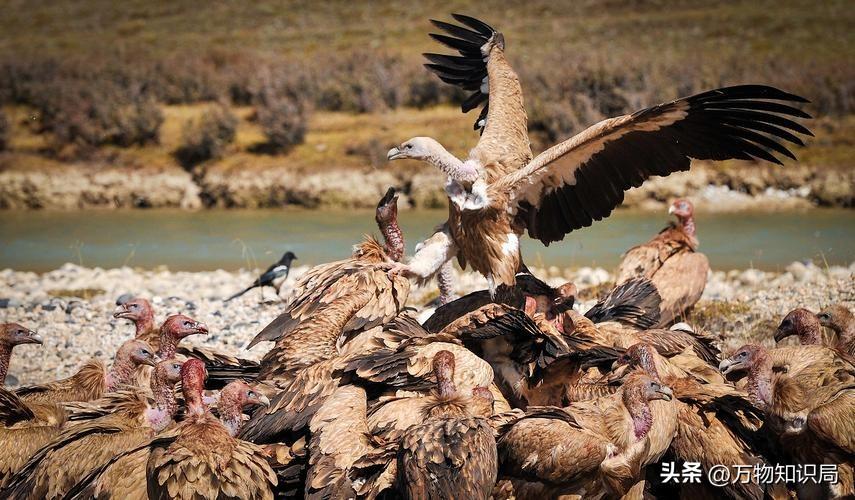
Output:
[{"xmin": 1, "ymin": 208, "xmax": 852, "ymax": 272}]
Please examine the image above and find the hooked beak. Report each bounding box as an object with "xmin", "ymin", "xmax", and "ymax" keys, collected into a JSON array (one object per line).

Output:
[
  {"xmin": 668, "ymin": 205, "xmax": 676, "ymax": 215},
  {"xmin": 112, "ymin": 305, "xmax": 131, "ymax": 319},
  {"xmin": 773, "ymin": 327, "xmax": 790, "ymax": 343},
  {"xmin": 657, "ymin": 385, "xmax": 674, "ymax": 401},
  {"xmin": 257, "ymin": 394, "xmax": 271, "ymax": 406},
  {"xmin": 194, "ymin": 323, "xmax": 209, "ymax": 335},
  {"xmin": 719, "ymin": 358, "xmax": 736, "ymax": 375},
  {"xmin": 141, "ymin": 356, "xmax": 158, "ymax": 367},
  {"xmin": 387, "ymin": 147, "xmax": 404, "ymax": 161},
  {"xmin": 22, "ymin": 330, "xmax": 43, "ymax": 345}
]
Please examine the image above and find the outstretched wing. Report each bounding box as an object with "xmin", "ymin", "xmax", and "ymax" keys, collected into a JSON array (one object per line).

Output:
[
  {"xmin": 424, "ymin": 14, "xmax": 495, "ymax": 132},
  {"xmin": 425, "ymin": 14, "xmax": 532, "ymax": 179},
  {"xmin": 494, "ymin": 85, "xmax": 811, "ymax": 244}
]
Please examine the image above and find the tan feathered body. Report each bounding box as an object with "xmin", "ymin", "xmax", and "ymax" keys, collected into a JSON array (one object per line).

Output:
[
  {"xmin": 146, "ymin": 412, "xmax": 276, "ymax": 500},
  {"xmin": 4, "ymin": 390, "xmax": 160, "ymax": 499},
  {"xmin": 397, "ymin": 394, "xmax": 498, "ymax": 500},
  {"xmin": 616, "ymin": 224, "xmax": 698, "ymax": 283},
  {"xmin": 0, "ymin": 388, "xmax": 67, "ymax": 489},
  {"xmin": 15, "ymin": 360, "xmax": 108, "ymax": 404},
  {"xmin": 499, "ymin": 375, "xmax": 677, "ymax": 499}
]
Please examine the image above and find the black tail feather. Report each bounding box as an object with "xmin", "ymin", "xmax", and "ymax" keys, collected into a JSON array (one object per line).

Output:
[{"xmin": 585, "ymin": 277, "xmax": 662, "ymax": 329}]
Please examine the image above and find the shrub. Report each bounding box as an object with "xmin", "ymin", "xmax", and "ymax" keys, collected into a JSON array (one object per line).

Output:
[
  {"xmin": 0, "ymin": 109, "xmax": 8, "ymax": 150},
  {"xmin": 174, "ymin": 104, "xmax": 238, "ymax": 168},
  {"xmin": 256, "ymin": 91, "xmax": 308, "ymax": 153}
]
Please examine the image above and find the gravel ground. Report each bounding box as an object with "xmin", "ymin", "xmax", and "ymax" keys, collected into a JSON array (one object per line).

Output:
[{"xmin": 0, "ymin": 261, "xmax": 852, "ymax": 386}]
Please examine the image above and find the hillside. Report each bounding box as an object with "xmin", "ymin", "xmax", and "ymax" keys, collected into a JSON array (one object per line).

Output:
[{"xmin": 0, "ymin": 0, "xmax": 852, "ymax": 209}]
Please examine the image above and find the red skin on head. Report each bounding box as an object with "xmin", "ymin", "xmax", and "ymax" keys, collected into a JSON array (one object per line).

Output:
[{"xmin": 158, "ymin": 314, "xmax": 208, "ymax": 359}]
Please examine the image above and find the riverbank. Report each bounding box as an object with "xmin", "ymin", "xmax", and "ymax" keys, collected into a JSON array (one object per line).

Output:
[
  {"xmin": 1, "ymin": 159, "xmax": 852, "ymax": 211},
  {"xmin": 1, "ymin": 261, "xmax": 851, "ymax": 386}
]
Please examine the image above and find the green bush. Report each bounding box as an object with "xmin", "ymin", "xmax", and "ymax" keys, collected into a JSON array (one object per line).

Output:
[{"xmin": 174, "ymin": 104, "xmax": 238, "ymax": 168}]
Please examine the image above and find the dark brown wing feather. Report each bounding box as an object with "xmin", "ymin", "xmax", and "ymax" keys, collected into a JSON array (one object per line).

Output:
[{"xmin": 504, "ymin": 85, "xmax": 811, "ymax": 244}]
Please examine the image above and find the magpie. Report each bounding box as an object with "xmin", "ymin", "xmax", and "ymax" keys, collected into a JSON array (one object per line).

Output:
[{"xmin": 225, "ymin": 251, "xmax": 297, "ymax": 302}]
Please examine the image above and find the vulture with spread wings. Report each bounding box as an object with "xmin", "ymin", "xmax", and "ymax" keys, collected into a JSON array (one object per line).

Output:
[{"xmin": 387, "ymin": 14, "xmax": 812, "ymax": 294}]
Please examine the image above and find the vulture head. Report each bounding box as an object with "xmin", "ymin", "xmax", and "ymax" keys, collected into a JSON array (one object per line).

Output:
[
  {"xmin": 470, "ymin": 386, "xmax": 495, "ymax": 417},
  {"xmin": 154, "ymin": 359, "xmax": 184, "ymax": 386},
  {"xmin": 816, "ymin": 304, "xmax": 853, "ymax": 335},
  {"xmin": 0, "ymin": 322, "xmax": 43, "ymax": 347},
  {"xmin": 612, "ymin": 342, "xmax": 660, "ymax": 381},
  {"xmin": 278, "ymin": 251, "xmax": 297, "ymax": 266},
  {"xmin": 181, "ymin": 358, "xmax": 208, "ymax": 416},
  {"xmin": 162, "ymin": 314, "xmax": 209, "ymax": 340},
  {"xmin": 221, "ymin": 380, "xmax": 271, "ymax": 409},
  {"xmin": 387, "ymin": 137, "xmax": 441, "ymax": 162},
  {"xmin": 774, "ymin": 308, "xmax": 821, "ymax": 345},
  {"xmin": 719, "ymin": 344, "xmax": 766, "ymax": 376},
  {"xmin": 621, "ymin": 373, "xmax": 673, "ymax": 440},
  {"xmin": 375, "ymin": 187, "xmax": 399, "ymax": 227},
  {"xmin": 549, "ymin": 282, "xmax": 577, "ymax": 316},
  {"xmin": 112, "ymin": 297, "xmax": 153, "ymax": 323},
  {"xmin": 117, "ymin": 339, "xmax": 158, "ymax": 368},
  {"xmin": 668, "ymin": 198, "xmax": 694, "ymax": 220}
]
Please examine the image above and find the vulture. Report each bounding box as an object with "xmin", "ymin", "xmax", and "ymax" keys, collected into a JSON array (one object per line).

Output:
[
  {"xmin": 775, "ymin": 307, "xmax": 855, "ymax": 363},
  {"xmin": 616, "ymin": 198, "xmax": 709, "ymax": 327},
  {"xmin": 818, "ymin": 304, "xmax": 855, "ymax": 356},
  {"xmin": 65, "ymin": 377, "xmax": 270, "ymax": 500},
  {"xmin": 435, "ymin": 294, "xmax": 623, "ymax": 408},
  {"xmin": 324, "ymin": 351, "xmax": 498, "ymax": 499},
  {"xmin": 423, "ymin": 268, "xmax": 580, "ymax": 333},
  {"xmin": 560, "ymin": 310, "xmax": 723, "ymax": 383},
  {"xmin": 719, "ymin": 344, "xmax": 855, "ymax": 499},
  {"xmin": 112, "ymin": 297, "xmax": 158, "ymax": 341},
  {"xmin": 425, "ymin": 271, "xmax": 659, "ymax": 334},
  {"xmin": 114, "ymin": 299, "xmax": 257, "ymax": 388},
  {"xmin": 1, "ymin": 358, "xmax": 184, "ymax": 499},
  {"xmin": 241, "ymin": 314, "xmax": 500, "ymax": 443},
  {"xmin": 386, "ymin": 14, "xmax": 812, "ymax": 295},
  {"xmin": 145, "ymin": 359, "xmax": 277, "ymax": 500},
  {"xmin": 0, "ymin": 323, "xmax": 43, "ymax": 385},
  {"xmin": 13, "ymin": 338, "xmax": 157, "ymax": 404},
  {"xmin": 246, "ymin": 187, "xmax": 410, "ymax": 360},
  {"xmin": 225, "ymin": 250, "xmax": 298, "ymax": 302},
  {"xmin": 393, "ymin": 351, "xmax": 498, "ymax": 499},
  {"xmin": 614, "ymin": 343, "xmax": 778, "ymax": 500},
  {"xmin": 497, "ymin": 372, "xmax": 677, "ymax": 498}
]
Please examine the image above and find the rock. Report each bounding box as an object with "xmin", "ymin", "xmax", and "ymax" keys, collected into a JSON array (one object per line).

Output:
[
  {"xmin": 65, "ymin": 299, "xmax": 85, "ymax": 314},
  {"xmin": 786, "ymin": 261, "xmax": 809, "ymax": 282},
  {"xmin": 0, "ymin": 297, "xmax": 20, "ymax": 308},
  {"xmin": 4, "ymin": 374, "xmax": 19, "ymax": 386}
]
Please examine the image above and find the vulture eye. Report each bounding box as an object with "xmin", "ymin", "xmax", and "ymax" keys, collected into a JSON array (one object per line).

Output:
[
  {"xmin": 183, "ymin": 321, "xmax": 193, "ymax": 328},
  {"xmin": 818, "ymin": 313, "xmax": 830, "ymax": 321},
  {"xmin": 781, "ymin": 319, "xmax": 792, "ymax": 328},
  {"xmin": 129, "ymin": 304, "xmax": 139, "ymax": 310},
  {"xmin": 738, "ymin": 352, "xmax": 747, "ymax": 358},
  {"xmin": 247, "ymin": 391, "xmax": 256, "ymax": 398},
  {"xmin": 405, "ymin": 144, "xmax": 412, "ymax": 150}
]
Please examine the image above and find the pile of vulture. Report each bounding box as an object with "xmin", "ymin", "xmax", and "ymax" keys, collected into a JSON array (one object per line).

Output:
[{"xmin": 1, "ymin": 13, "xmax": 849, "ymax": 500}]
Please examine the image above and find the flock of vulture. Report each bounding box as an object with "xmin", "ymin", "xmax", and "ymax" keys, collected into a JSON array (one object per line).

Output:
[{"xmin": 1, "ymin": 13, "xmax": 849, "ymax": 500}]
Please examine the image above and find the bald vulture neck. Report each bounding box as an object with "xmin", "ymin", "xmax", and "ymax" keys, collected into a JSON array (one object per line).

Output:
[
  {"xmin": 746, "ymin": 354, "xmax": 774, "ymax": 410},
  {"xmin": 379, "ymin": 218, "xmax": 404, "ymax": 262},
  {"xmin": 424, "ymin": 143, "xmax": 478, "ymax": 183},
  {"xmin": 679, "ymin": 214, "xmax": 696, "ymax": 239},
  {"xmin": 105, "ymin": 354, "xmax": 137, "ymax": 391},
  {"xmin": 623, "ymin": 391, "xmax": 653, "ymax": 440}
]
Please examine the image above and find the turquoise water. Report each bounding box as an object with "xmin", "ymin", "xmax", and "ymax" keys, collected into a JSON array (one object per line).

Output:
[{"xmin": 0, "ymin": 208, "xmax": 852, "ymax": 272}]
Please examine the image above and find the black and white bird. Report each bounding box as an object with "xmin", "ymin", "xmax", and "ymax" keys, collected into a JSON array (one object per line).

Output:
[{"xmin": 225, "ymin": 251, "xmax": 297, "ymax": 302}]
